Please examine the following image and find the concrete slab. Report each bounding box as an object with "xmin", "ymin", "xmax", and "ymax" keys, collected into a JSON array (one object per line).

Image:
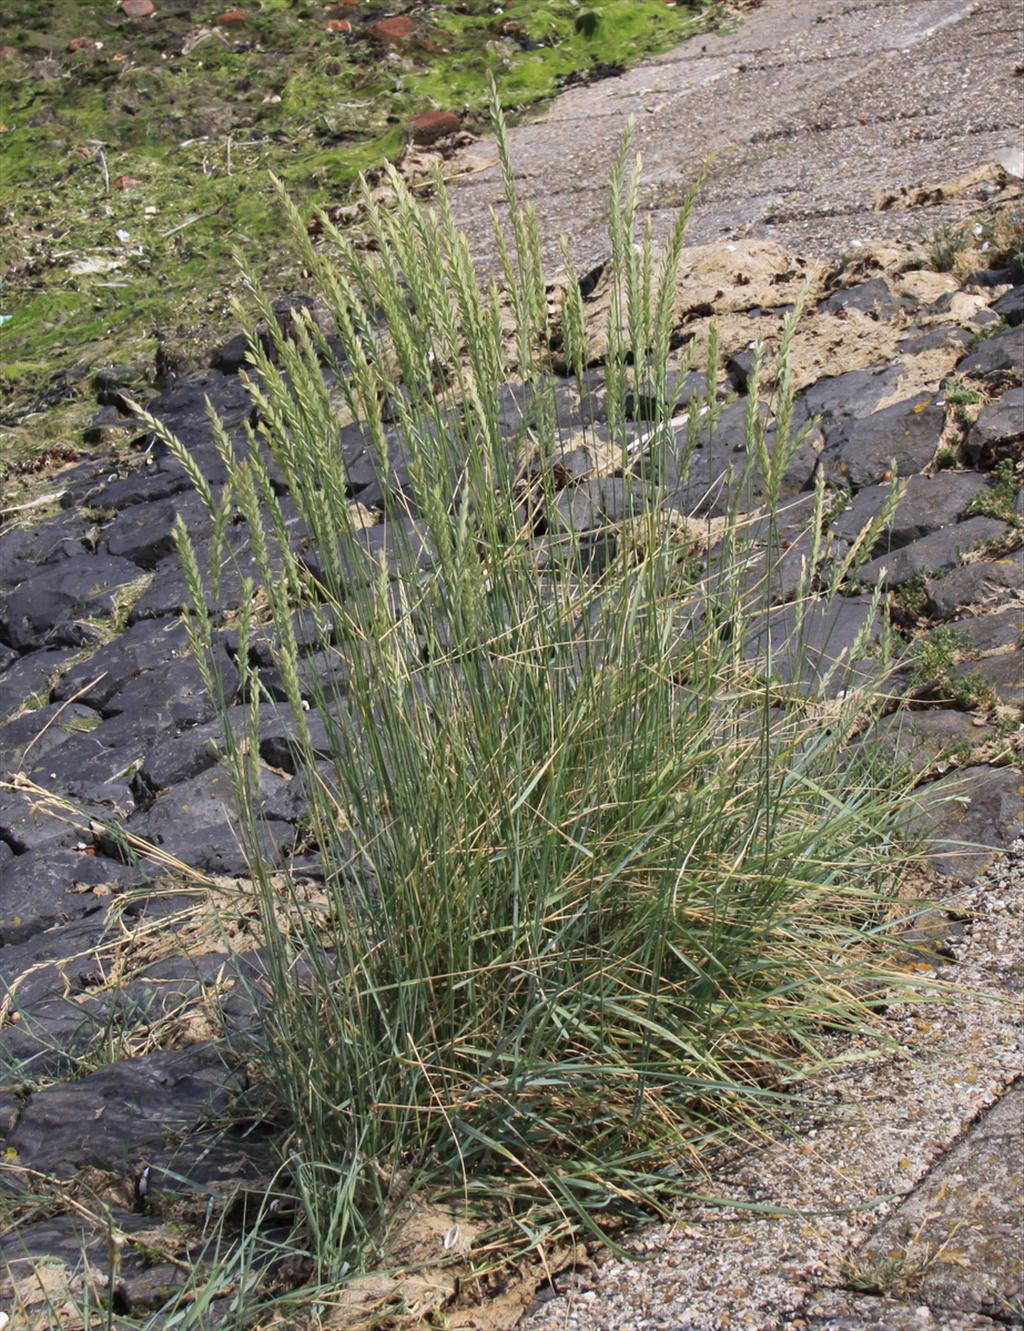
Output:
[
  {"xmin": 850, "ymin": 1081, "xmax": 1024, "ymax": 1320},
  {"xmin": 806, "ymin": 1289, "xmax": 1007, "ymax": 1330},
  {"xmin": 448, "ymin": 0, "xmax": 1024, "ymax": 274}
]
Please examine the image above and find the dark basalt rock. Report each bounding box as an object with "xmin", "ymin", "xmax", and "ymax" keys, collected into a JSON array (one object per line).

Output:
[
  {"xmin": 949, "ymin": 606, "xmax": 1023, "ymax": 653},
  {"xmin": 968, "ymin": 306, "xmax": 1001, "ymax": 331},
  {"xmin": 0, "ymin": 1207, "xmax": 198, "ymax": 1314},
  {"xmin": 127, "ymin": 540, "xmax": 264, "ymax": 623},
  {"xmin": 906, "ymin": 764, "xmax": 1024, "ymax": 879},
  {"xmin": 99, "ymin": 491, "xmax": 216, "ymax": 570},
  {"xmin": 88, "ymin": 465, "xmax": 192, "ymax": 511},
  {"xmin": 655, "ymin": 399, "xmax": 818, "ymax": 516},
  {"xmin": 820, "ymin": 277, "xmax": 915, "ymax": 319},
  {"xmin": 146, "ymin": 370, "xmax": 254, "ymax": 443},
  {"xmin": 969, "ymin": 651, "xmax": 1024, "ymax": 711},
  {"xmin": 956, "ymin": 326, "xmax": 1024, "ymax": 379},
  {"xmin": 230, "ymin": 609, "xmax": 332, "ymax": 667},
  {"xmin": 991, "ymin": 283, "xmax": 1024, "ymax": 327},
  {"xmin": 898, "ymin": 325, "xmax": 971, "ymax": 354},
  {"xmin": 137, "ymin": 713, "xmax": 242, "ymax": 791},
  {"xmin": 925, "ymin": 553, "xmax": 1024, "ymax": 619},
  {"xmin": 725, "ymin": 351, "xmax": 756, "ymax": 394},
  {"xmin": 256, "ymin": 645, "xmax": 354, "ymax": 706},
  {"xmin": 965, "ymin": 264, "xmax": 1023, "ymax": 289},
  {"xmin": 103, "ymin": 649, "xmax": 237, "ymax": 729},
  {"xmin": 0, "ymin": 511, "xmax": 94, "ymax": 589},
  {"xmin": 824, "ymin": 393, "xmax": 945, "ymax": 490},
  {"xmin": 124, "ymin": 766, "xmax": 295, "ymax": 873},
  {"xmin": 489, "ymin": 378, "xmax": 583, "ymax": 436},
  {"xmin": 28, "ymin": 657, "xmax": 235, "ymax": 810},
  {"xmin": 54, "ymin": 618, "xmax": 192, "ymax": 710},
  {"xmin": 0, "ymin": 848, "xmax": 145, "ymax": 946},
  {"xmin": 0, "ymin": 914, "xmax": 119, "ymax": 1013},
  {"xmin": 0, "ymin": 950, "xmax": 247, "ymax": 1081},
  {"xmin": 0, "ymin": 787, "xmax": 94, "ymax": 855},
  {"xmin": 24, "ymin": 727, "xmax": 142, "ymax": 816},
  {"xmin": 829, "ymin": 472, "xmax": 990, "ymax": 553},
  {"xmin": 56, "ymin": 458, "xmax": 136, "ymax": 512},
  {"xmin": 966, "ymin": 385, "xmax": 1024, "ymax": 468},
  {"xmin": 793, "ymin": 365, "xmax": 905, "ymax": 438},
  {"xmin": 258, "ymin": 701, "xmax": 349, "ymax": 773},
  {"xmin": 695, "ymin": 397, "xmax": 760, "ymax": 453},
  {"xmin": 299, "ymin": 515, "xmax": 434, "ymax": 589},
  {"xmin": 0, "ymin": 649, "xmax": 79, "ymax": 718},
  {"xmin": 0, "ymin": 701, "xmax": 102, "ymax": 773},
  {"xmin": 723, "ymin": 495, "xmax": 821, "ymax": 605},
  {"xmin": 0, "ymin": 1045, "xmax": 243, "ymax": 1179},
  {"xmin": 0, "ymin": 554, "xmax": 145, "ymax": 651},
  {"xmin": 340, "ymin": 425, "xmax": 431, "ymax": 509},
  {"xmin": 864, "ymin": 709, "xmax": 981, "ymax": 771},
  {"xmin": 626, "ymin": 369, "xmax": 712, "ymax": 419},
  {"xmin": 741, "ymin": 595, "xmax": 886, "ymax": 693},
  {"xmin": 550, "ymin": 477, "xmax": 645, "ymax": 533},
  {"xmin": 82, "ymin": 402, "xmax": 141, "ymax": 445},
  {"xmin": 139, "ymin": 372, "xmax": 257, "ymax": 491},
  {"xmin": 855, "ymin": 515, "xmax": 1010, "ymax": 588},
  {"xmin": 574, "ymin": 366, "xmax": 612, "ymax": 423},
  {"xmin": 212, "ymin": 329, "xmax": 253, "ymax": 373}
]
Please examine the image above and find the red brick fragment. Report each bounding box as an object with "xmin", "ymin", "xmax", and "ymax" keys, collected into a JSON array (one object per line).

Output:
[
  {"xmin": 409, "ymin": 110, "xmax": 460, "ymax": 145},
  {"xmin": 366, "ymin": 16, "xmax": 417, "ymax": 46}
]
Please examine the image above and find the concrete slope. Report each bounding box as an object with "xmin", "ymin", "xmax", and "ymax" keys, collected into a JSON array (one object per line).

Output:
[{"xmin": 450, "ymin": 0, "xmax": 1023, "ymax": 272}]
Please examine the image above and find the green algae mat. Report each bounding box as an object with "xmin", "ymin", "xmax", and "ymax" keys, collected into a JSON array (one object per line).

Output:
[{"xmin": 0, "ymin": 0, "xmax": 720, "ymax": 488}]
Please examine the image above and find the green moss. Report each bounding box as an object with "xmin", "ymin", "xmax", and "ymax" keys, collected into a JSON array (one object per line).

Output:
[{"xmin": 1, "ymin": 0, "xmax": 718, "ymax": 488}]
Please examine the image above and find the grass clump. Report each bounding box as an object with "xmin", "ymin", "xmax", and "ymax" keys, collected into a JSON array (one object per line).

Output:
[
  {"xmin": 154, "ymin": 87, "xmax": 920, "ymax": 1305},
  {"xmin": 922, "ymin": 200, "xmax": 1024, "ymax": 280}
]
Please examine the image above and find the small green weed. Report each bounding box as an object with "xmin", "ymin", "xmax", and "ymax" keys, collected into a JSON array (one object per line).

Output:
[
  {"xmin": 965, "ymin": 459, "xmax": 1023, "ymax": 526},
  {"xmin": 911, "ymin": 627, "xmax": 964, "ymax": 684},
  {"xmin": 942, "ymin": 376, "xmax": 985, "ymax": 407},
  {"xmin": 944, "ymin": 670, "xmax": 997, "ymax": 709},
  {"xmin": 923, "ymin": 225, "xmax": 971, "ymax": 273},
  {"xmin": 967, "ymin": 317, "xmax": 1009, "ymax": 348},
  {"xmin": 842, "ymin": 1244, "xmax": 942, "ymax": 1299},
  {"xmin": 910, "ymin": 628, "xmax": 996, "ymax": 708},
  {"xmin": 842, "ymin": 1206, "xmax": 969, "ymax": 1302},
  {"xmin": 921, "ymin": 199, "xmax": 1024, "ymax": 282},
  {"xmin": 894, "ymin": 574, "xmax": 929, "ymax": 619}
]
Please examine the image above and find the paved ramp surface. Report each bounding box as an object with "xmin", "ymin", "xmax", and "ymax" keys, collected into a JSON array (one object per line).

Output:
[{"xmin": 451, "ymin": 0, "xmax": 1023, "ymax": 271}]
